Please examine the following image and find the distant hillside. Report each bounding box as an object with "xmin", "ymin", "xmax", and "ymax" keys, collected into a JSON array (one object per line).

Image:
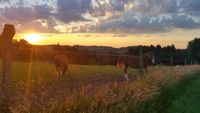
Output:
[{"xmin": 11, "ymin": 39, "xmax": 197, "ymax": 66}]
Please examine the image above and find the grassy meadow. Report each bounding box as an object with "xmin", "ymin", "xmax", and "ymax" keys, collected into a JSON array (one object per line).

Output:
[
  {"xmin": 0, "ymin": 60, "xmax": 200, "ymax": 113},
  {"xmin": 0, "ymin": 60, "xmax": 138, "ymax": 82}
]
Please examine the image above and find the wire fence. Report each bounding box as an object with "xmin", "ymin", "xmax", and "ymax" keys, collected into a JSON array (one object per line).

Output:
[
  {"xmin": 13, "ymin": 47, "xmax": 137, "ymax": 58},
  {"xmin": 12, "ymin": 47, "xmax": 190, "ymax": 64}
]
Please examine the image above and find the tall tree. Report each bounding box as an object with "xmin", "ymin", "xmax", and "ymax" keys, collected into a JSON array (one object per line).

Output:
[{"xmin": 187, "ymin": 38, "xmax": 200, "ymax": 62}]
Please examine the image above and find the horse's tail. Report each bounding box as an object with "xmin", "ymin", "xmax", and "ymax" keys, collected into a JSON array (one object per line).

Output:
[{"xmin": 117, "ymin": 56, "xmax": 123, "ymax": 67}]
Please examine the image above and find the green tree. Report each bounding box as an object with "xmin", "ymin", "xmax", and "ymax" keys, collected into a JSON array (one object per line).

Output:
[{"xmin": 187, "ymin": 38, "xmax": 200, "ymax": 63}]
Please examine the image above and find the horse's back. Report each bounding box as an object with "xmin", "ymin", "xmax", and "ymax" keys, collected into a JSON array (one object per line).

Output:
[
  {"xmin": 118, "ymin": 56, "xmax": 139, "ymax": 67},
  {"xmin": 54, "ymin": 54, "xmax": 68, "ymax": 67},
  {"xmin": 117, "ymin": 55, "xmax": 151, "ymax": 68}
]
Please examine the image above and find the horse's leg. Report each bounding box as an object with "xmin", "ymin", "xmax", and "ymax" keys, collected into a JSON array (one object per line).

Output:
[
  {"xmin": 123, "ymin": 65, "xmax": 129, "ymax": 81},
  {"xmin": 62, "ymin": 69, "xmax": 65, "ymax": 76},
  {"xmin": 62, "ymin": 68, "xmax": 66, "ymax": 76},
  {"xmin": 56, "ymin": 67, "xmax": 61, "ymax": 79},
  {"xmin": 62, "ymin": 67, "xmax": 66, "ymax": 76},
  {"xmin": 63, "ymin": 65, "xmax": 68, "ymax": 75}
]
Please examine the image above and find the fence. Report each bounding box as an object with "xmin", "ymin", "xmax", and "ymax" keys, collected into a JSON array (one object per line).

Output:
[
  {"xmin": 0, "ymin": 24, "xmax": 15, "ymax": 107},
  {"xmin": 1, "ymin": 42, "xmax": 145, "ymax": 90},
  {"xmin": 0, "ymin": 24, "xmax": 198, "ymax": 96},
  {"xmin": 12, "ymin": 46, "xmax": 194, "ymax": 66}
]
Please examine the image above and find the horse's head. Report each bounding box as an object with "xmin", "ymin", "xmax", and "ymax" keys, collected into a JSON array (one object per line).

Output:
[{"xmin": 144, "ymin": 52, "xmax": 155, "ymax": 65}]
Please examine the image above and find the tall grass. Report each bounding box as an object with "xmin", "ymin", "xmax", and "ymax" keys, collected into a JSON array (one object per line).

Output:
[{"xmin": 0, "ymin": 61, "xmax": 200, "ymax": 113}]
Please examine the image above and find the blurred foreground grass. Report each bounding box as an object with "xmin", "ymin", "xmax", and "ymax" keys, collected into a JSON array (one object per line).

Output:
[{"xmin": 0, "ymin": 60, "xmax": 199, "ymax": 113}]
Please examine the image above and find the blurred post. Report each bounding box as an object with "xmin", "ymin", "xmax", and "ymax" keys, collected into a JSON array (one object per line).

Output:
[
  {"xmin": 195, "ymin": 60, "xmax": 198, "ymax": 65},
  {"xmin": 139, "ymin": 46, "xmax": 144, "ymax": 76},
  {"xmin": 170, "ymin": 56, "xmax": 173, "ymax": 72},
  {"xmin": 184, "ymin": 58, "xmax": 187, "ymax": 66},
  {"xmin": 0, "ymin": 24, "xmax": 15, "ymax": 92},
  {"xmin": 170, "ymin": 56, "xmax": 173, "ymax": 66}
]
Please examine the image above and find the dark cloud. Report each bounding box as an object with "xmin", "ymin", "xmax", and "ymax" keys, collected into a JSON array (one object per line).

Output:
[
  {"xmin": 98, "ymin": 14, "xmax": 171, "ymax": 33},
  {"xmin": 0, "ymin": 0, "xmax": 92, "ymax": 33},
  {"xmin": 110, "ymin": 0, "xmax": 125, "ymax": 11},
  {"xmin": 0, "ymin": 4, "xmax": 58, "ymax": 33},
  {"xmin": 89, "ymin": 0, "xmax": 127, "ymax": 18},
  {"xmin": 0, "ymin": 0, "xmax": 9, "ymax": 3},
  {"xmin": 182, "ymin": 0, "xmax": 200, "ymax": 16},
  {"xmin": 2, "ymin": 6, "xmax": 35, "ymax": 23},
  {"xmin": 172, "ymin": 14, "xmax": 200, "ymax": 29},
  {"xmin": 97, "ymin": 12, "xmax": 200, "ymax": 34},
  {"xmin": 183, "ymin": 0, "xmax": 200, "ymax": 11},
  {"xmin": 56, "ymin": 0, "xmax": 92, "ymax": 23},
  {"xmin": 96, "ymin": 0, "xmax": 200, "ymax": 33},
  {"xmin": 32, "ymin": 5, "xmax": 53, "ymax": 19}
]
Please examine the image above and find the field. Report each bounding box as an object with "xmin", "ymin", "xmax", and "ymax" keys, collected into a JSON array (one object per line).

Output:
[
  {"xmin": 0, "ymin": 60, "xmax": 200, "ymax": 113},
  {"xmin": 0, "ymin": 61, "xmax": 138, "ymax": 83}
]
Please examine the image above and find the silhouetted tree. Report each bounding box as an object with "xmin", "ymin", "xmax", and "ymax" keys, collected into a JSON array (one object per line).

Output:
[
  {"xmin": 187, "ymin": 38, "xmax": 200, "ymax": 63},
  {"xmin": 13, "ymin": 39, "xmax": 30, "ymax": 48}
]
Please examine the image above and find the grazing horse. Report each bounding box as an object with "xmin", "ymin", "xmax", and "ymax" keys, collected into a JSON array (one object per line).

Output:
[
  {"xmin": 117, "ymin": 53, "xmax": 155, "ymax": 81},
  {"xmin": 54, "ymin": 54, "xmax": 68, "ymax": 78}
]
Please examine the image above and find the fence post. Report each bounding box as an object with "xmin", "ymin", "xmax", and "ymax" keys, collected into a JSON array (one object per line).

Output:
[
  {"xmin": 170, "ymin": 56, "xmax": 173, "ymax": 72},
  {"xmin": 184, "ymin": 58, "xmax": 187, "ymax": 66},
  {"xmin": 139, "ymin": 46, "xmax": 144, "ymax": 76},
  {"xmin": 195, "ymin": 60, "xmax": 198, "ymax": 65},
  {"xmin": 0, "ymin": 24, "xmax": 15, "ymax": 92},
  {"xmin": 170, "ymin": 56, "xmax": 173, "ymax": 66}
]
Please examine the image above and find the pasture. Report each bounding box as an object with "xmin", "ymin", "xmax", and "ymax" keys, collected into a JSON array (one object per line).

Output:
[
  {"xmin": 0, "ymin": 60, "xmax": 138, "ymax": 83},
  {"xmin": 0, "ymin": 60, "xmax": 200, "ymax": 113}
]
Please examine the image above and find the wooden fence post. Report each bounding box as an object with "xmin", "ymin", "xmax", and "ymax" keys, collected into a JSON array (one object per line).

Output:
[
  {"xmin": 139, "ymin": 46, "xmax": 144, "ymax": 76},
  {"xmin": 0, "ymin": 24, "xmax": 15, "ymax": 92},
  {"xmin": 170, "ymin": 56, "xmax": 173, "ymax": 66},
  {"xmin": 195, "ymin": 60, "xmax": 198, "ymax": 65},
  {"xmin": 170, "ymin": 56, "xmax": 173, "ymax": 72},
  {"xmin": 184, "ymin": 58, "xmax": 187, "ymax": 66}
]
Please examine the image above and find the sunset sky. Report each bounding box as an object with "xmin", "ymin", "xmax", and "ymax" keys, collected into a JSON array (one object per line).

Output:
[{"xmin": 0, "ymin": 0, "xmax": 200, "ymax": 48}]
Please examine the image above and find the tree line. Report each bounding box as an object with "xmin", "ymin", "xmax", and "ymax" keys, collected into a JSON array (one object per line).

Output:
[{"xmin": 1, "ymin": 38, "xmax": 200, "ymax": 66}]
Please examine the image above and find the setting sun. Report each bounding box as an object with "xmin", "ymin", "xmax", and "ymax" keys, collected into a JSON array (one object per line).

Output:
[{"xmin": 24, "ymin": 34, "xmax": 41, "ymax": 44}]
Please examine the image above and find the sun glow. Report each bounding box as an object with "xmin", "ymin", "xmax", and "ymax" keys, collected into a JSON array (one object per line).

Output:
[{"xmin": 24, "ymin": 34, "xmax": 41, "ymax": 44}]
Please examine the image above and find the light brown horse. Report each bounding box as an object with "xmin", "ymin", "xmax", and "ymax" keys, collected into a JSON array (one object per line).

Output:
[
  {"xmin": 117, "ymin": 53, "xmax": 155, "ymax": 80},
  {"xmin": 54, "ymin": 54, "xmax": 69, "ymax": 78}
]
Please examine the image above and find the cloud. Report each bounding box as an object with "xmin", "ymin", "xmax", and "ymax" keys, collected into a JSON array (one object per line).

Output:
[
  {"xmin": 0, "ymin": 0, "xmax": 200, "ymax": 34},
  {"xmin": 2, "ymin": 4, "xmax": 54, "ymax": 22},
  {"xmin": 182, "ymin": 0, "xmax": 200, "ymax": 16},
  {"xmin": 0, "ymin": 4, "xmax": 57, "ymax": 33},
  {"xmin": 95, "ymin": 0, "xmax": 200, "ymax": 33},
  {"xmin": 0, "ymin": 0, "xmax": 93, "ymax": 33},
  {"xmin": 55, "ymin": 0, "xmax": 92, "ymax": 23},
  {"xmin": 97, "ymin": 13, "xmax": 171, "ymax": 33},
  {"xmin": 0, "ymin": 0, "xmax": 10, "ymax": 3},
  {"xmin": 172, "ymin": 14, "xmax": 200, "ymax": 29}
]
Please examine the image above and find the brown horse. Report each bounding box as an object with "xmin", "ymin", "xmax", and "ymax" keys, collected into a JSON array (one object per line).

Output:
[
  {"xmin": 54, "ymin": 54, "xmax": 69, "ymax": 78},
  {"xmin": 117, "ymin": 53, "xmax": 155, "ymax": 80}
]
